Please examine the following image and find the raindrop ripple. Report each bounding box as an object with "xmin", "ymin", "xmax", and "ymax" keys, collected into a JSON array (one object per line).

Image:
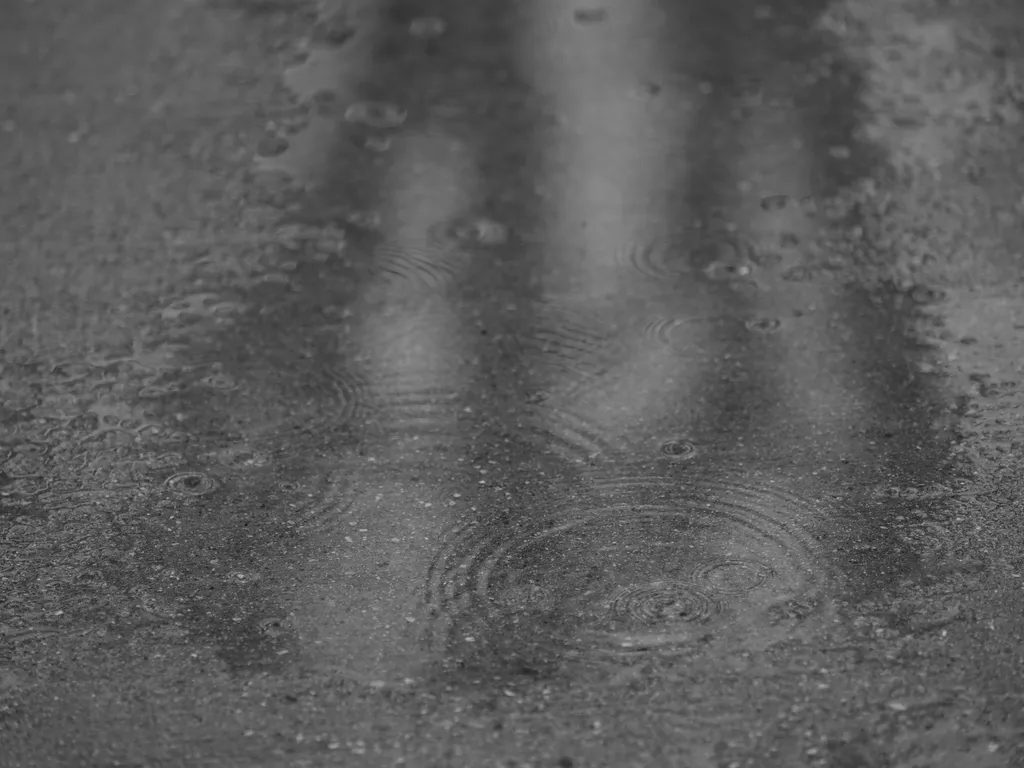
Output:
[
  {"xmin": 165, "ymin": 471, "xmax": 219, "ymax": 496},
  {"xmin": 427, "ymin": 478, "xmax": 828, "ymax": 655}
]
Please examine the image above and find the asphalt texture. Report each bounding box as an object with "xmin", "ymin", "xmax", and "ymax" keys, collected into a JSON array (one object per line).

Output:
[{"xmin": 2, "ymin": 1, "xmax": 1024, "ymax": 766}]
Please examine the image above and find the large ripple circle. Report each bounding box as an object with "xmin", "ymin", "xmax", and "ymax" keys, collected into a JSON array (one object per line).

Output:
[{"xmin": 429, "ymin": 485, "xmax": 827, "ymax": 655}]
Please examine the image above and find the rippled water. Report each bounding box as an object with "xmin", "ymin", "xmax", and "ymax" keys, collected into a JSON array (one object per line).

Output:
[
  {"xmin": 234, "ymin": 0, "xmax": 960, "ymax": 692},
  {"xmin": 427, "ymin": 476, "xmax": 831, "ymax": 660},
  {"xmin": 0, "ymin": 0, "xmax": 980, "ymax": 765}
]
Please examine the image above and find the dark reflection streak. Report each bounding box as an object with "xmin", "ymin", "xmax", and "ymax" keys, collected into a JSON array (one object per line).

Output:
[
  {"xmin": 677, "ymin": 4, "xmax": 770, "ymax": 447},
  {"xmin": 785, "ymin": 20, "xmax": 951, "ymax": 485},
  {"xmin": 723, "ymin": 15, "xmax": 952, "ymax": 587},
  {"xmin": 174, "ymin": 0, "xmax": 397, "ymax": 674},
  {"xmin": 680, "ymin": 0, "xmax": 741, "ymax": 224},
  {"xmin": 453, "ymin": 6, "xmax": 548, "ymax": 432},
  {"xmin": 797, "ymin": 49, "xmax": 949, "ymax": 485}
]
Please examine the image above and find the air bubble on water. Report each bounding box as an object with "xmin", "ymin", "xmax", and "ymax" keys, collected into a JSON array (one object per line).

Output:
[
  {"xmin": 745, "ymin": 317, "xmax": 782, "ymax": 333},
  {"xmin": 409, "ymin": 17, "xmax": 447, "ymax": 38},
  {"xmin": 199, "ymin": 373, "xmax": 239, "ymax": 391},
  {"xmin": 704, "ymin": 261, "xmax": 753, "ymax": 281},
  {"xmin": 660, "ymin": 439, "xmax": 696, "ymax": 459},
  {"xmin": 165, "ymin": 471, "xmax": 218, "ymax": 496},
  {"xmin": 344, "ymin": 102, "xmax": 407, "ymax": 129},
  {"xmin": 699, "ymin": 235, "xmax": 757, "ymax": 281}
]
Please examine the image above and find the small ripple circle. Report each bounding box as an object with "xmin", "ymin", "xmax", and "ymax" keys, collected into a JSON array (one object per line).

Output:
[
  {"xmin": 165, "ymin": 471, "xmax": 218, "ymax": 496},
  {"xmin": 609, "ymin": 582, "xmax": 721, "ymax": 624}
]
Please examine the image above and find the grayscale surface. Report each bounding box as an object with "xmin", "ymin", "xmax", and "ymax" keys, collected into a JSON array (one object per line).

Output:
[{"xmin": 2, "ymin": 0, "xmax": 1024, "ymax": 766}]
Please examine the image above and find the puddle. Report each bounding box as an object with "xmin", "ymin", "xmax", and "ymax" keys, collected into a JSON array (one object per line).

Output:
[
  {"xmin": 428, "ymin": 476, "xmax": 830, "ymax": 662},
  {"xmin": 5, "ymin": 0, "xmax": 1018, "ymax": 765}
]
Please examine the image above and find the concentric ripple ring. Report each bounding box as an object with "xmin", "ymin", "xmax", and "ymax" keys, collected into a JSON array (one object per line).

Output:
[{"xmin": 427, "ymin": 479, "xmax": 829, "ymax": 655}]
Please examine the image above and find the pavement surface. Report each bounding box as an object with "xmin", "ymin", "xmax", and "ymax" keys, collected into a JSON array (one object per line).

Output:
[{"xmin": 2, "ymin": 0, "xmax": 1024, "ymax": 766}]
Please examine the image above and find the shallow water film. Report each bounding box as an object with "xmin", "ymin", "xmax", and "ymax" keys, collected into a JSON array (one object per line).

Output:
[{"xmin": 3, "ymin": 0, "xmax": 1024, "ymax": 766}]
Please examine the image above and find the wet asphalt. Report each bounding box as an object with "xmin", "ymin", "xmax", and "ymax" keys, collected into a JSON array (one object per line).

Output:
[
  {"xmin": 249, "ymin": 0, "xmax": 949, "ymax": 672},
  {"xmin": 2, "ymin": 1, "xmax": 1021, "ymax": 766}
]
